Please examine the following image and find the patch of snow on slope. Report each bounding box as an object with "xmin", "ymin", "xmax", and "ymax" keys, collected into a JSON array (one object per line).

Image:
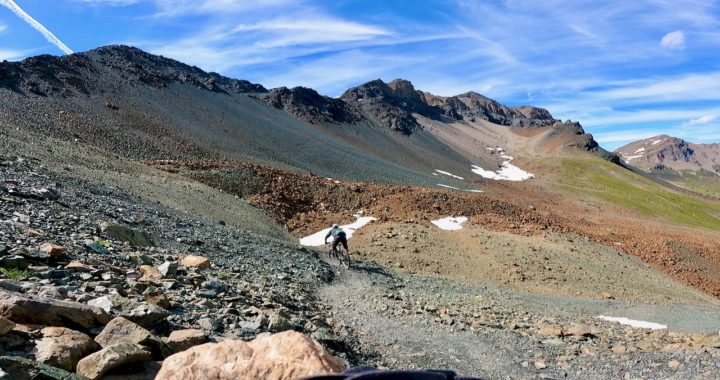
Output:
[
  {"xmin": 435, "ymin": 170, "xmax": 464, "ymax": 180},
  {"xmin": 300, "ymin": 216, "xmax": 377, "ymax": 246},
  {"xmin": 623, "ymin": 154, "xmax": 643, "ymax": 163},
  {"xmin": 652, "ymin": 139, "xmax": 663, "ymax": 145},
  {"xmin": 473, "ymin": 147, "xmax": 534, "ymax": 181},
  {"xmin": 634, "ymin": 147, "xmax": 645, "ymax": 154},
  {"xmin": 431, "ymin": 216, "xmax": 468, "ymax": 231},
  {"xmin": 598, "ymin": 316, "xmax": 667, "ymax": 330},
  {"xmin": 437, "ymin": 184, "xmax": 483, "ymax": 193}
]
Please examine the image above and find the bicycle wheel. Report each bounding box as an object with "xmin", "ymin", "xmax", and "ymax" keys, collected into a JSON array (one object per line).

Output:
[{"xmin": 336, "ymin": 245, "xmax": 351, "ymax": 269}]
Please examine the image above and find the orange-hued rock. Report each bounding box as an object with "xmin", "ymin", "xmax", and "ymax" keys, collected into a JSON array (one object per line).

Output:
[
  {"xmin": 155, "ymin": 331, "xmax": 345, "ymax": 380},
  {"xmin": 35, "ymin": 327, "xmax": 98, "ymax": 371},
  {"xmin": 180, "ymin": 255, "xmax": 210, "ymax": 269}
]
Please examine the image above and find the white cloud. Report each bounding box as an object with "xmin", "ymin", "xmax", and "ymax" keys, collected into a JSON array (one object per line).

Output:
[
  {"xmin": 0, "ymin": 0, "xmax": 73, "ymax": 54},
  {"xmin": 0, "ymin": 22, "xmax": 6, "ymax": 33},
  {"xmin": 660, "ymin": 30, "xmax": 685, "ymax": 49},
  {"xmin": 683, "ymin": 115, "xmax": 716, "ymax": 127},
  {"xmin": 0, "ymin": 48, "xmax": 30, "ymax": 61},
  {"xmin": 75, "ymin": 0, "xmax": 141, "ymax": 5}
]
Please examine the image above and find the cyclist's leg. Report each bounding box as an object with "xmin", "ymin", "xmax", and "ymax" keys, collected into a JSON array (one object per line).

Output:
[
  {"xmin": 340, "ymin": 235, "xmax": 349, "ymax": 252},
  {"xmin": 332, "ymin": 236, "xmax": 340, "ymax": 251}
]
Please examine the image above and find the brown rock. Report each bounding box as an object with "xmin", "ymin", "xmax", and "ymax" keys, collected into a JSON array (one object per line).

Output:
[
  {"xmin": 0, "ymin": 316, "xmax": 15, "ymax": 335},
  {"xmin": 611, "ymin": 344, "xmax": 627, "ymax": 354},
  {"xmin": 95, "ymin": 317, "xmax": 171, "ymax": 359},
  {"xmin": 156, "ymin": 331, "xmax": 345, "ymax": 380},
  {"xmin": 139, "ymin": 265, "xmax": 163, "ymax": 282},
  {"xmin": 165, "ymin": 329, "xmax": 207, "ymax": 353},
  {"xmin": 66, "ymin": 261, "xmax": 95, "ymax": 272},
  {"xmin": 0, "ymin": 289, "xmax": 111, "ymax": 330},
  {"xmin": 566, "ymin": 325, "xmax": 592, "ymax": 337},
  {"xmin": 76, "ymin": 342, "xmax": 151, "ymax": 380},
  {"xmin": 181, "ymin": 255, "xmax": 210, "ymax": 269},
  {"xmin": 538, "ymin": 326, "xmax": 564, "ymax": 337},
  {"xmin": 668, "ymin": 359, "xmax": 682, "ymax": 370},
  {"xmin": 35, "ymin": 327, "xmax": 98, "ymax": 371},
  {"xmin": 39, "ymin": 243, "xmax": 65, "ymax": 257}
]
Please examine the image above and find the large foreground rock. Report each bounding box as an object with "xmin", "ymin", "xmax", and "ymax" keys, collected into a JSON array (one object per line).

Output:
[
  {"xmin": 34, "ymin": 327, "xmax": 98, "ymax": 371},
  {"xmin": 155, "ymin": 331, "xmax": 345, "ymax": 380},
  {"xmin": 0, "ymin": 289, "xmax": 111, "ymax": 330},
  {"xmin": 76, "ymin": 342, "xmax": 152, "ymax": 380}
]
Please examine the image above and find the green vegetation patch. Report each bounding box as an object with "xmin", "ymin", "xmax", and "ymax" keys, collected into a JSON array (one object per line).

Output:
[{"xmin": 550, "ymin": 156, "xmax": 720, "ymax": 230}]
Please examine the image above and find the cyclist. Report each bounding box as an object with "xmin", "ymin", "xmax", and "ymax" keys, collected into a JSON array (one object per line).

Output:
[{"xmin": 324, "ymin": 223, "xmax": 349, "ymax": 253}]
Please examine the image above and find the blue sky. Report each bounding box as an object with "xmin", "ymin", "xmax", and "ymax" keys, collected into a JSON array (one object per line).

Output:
[{"xmin": 1, "ymin": 0, "xmax": 719, "ymax": 150}]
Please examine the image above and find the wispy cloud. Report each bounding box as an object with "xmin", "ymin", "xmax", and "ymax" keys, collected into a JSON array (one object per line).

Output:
[
  {"xmin": 0, "ymin": 48, "xmax": 32, "ymax": 61},
  {"xmin": 660, "ymin": 30, "xmax": 685, "ymax": 50},
  {"xmin": 683, "ymin": 115, "xmax": 717, "ymax": 127},
  {"xmin": 0, "ymin": 0, "xmax": 73, "ymax": 54},
  {"xmin": 75, "ymin": 0, "xmax": 141, "ymax": 5},
  {"xmin": 0, "ymin": 22, "xmax": 6, "ymax": 33}
]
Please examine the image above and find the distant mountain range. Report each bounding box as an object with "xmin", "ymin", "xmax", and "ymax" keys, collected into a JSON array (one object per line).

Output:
[
  {"xmin": 0, "ymin": 45, "xmax": 619, "ymax": 185},
  {"xmin": 615, "ymin": 135, "xmax": 720, "ymax": 176}
]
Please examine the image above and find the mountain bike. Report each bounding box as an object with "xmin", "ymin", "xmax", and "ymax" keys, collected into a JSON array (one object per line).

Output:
[{"xmin": 328, "ymin": 242, "xmax": 351, "ymax": 269}]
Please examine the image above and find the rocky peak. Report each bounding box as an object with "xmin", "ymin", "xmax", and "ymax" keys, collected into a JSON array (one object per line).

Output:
[{"xmin": 259, "ymin": 86, "xmax": 360, "ymax": 125}]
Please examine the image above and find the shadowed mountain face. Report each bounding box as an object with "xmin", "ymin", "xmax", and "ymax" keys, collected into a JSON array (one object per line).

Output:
[
  {"xmin": 0, "ymin": 45, "xmax": 618, "ymax": 184},
  {"xmin": 615, "ymin": 135, "xmax": 720, "ymax": 175}
]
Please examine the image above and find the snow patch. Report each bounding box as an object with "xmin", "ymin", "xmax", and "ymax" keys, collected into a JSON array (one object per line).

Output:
[
  {"xmin": 623, "ymin": 154, "xmax": 643, "ymax": 163},
  {"xmin": 634, "ymin": 147, "xmax": 645, "ymax": 154},
  {"xmin": 299, "ymin": 216, "xmax": 377, "ymax": 246},
  {"xmin": 473, "ymin": 147, "xmax": 534, "ymax": 181},
  {"xmin": 437, "ymin": 184, "xmax": 484, "ymax": 193},
  {"xmin": 431, "ymin": 216, "xmax": 468, "ymax": 231},
  {"xmin": 598, "ymin": 316, "xmax": 667, "ymax": 330},
  {"xmin": 652, "ymin": 139, "xmax": 663, "ymax": 145},
  {"xmin": 435, "ymin": 169, "xmax": 464, "ymax": 180}
]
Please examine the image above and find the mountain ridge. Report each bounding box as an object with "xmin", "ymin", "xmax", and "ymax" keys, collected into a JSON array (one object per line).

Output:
[{"xmin": 615, "ymin": 135, "xmax": 720, "ymax": 175}]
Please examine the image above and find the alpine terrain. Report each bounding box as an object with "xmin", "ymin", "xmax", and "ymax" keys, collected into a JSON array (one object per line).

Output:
[{"xmin": 1, "ymin": 46, "xmax": 720, "ymax": 379}]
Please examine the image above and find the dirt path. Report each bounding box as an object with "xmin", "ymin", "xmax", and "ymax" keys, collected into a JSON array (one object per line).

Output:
[{"xmin": 320, "ymin": 260, "xmax": 720, "ymax": 379}]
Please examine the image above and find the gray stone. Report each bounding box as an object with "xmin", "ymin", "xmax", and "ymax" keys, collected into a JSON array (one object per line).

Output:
[
  {"xmin": 268, "ymin": 310, "xmax": 295, "ymax": 332},
  {"xmin": 0, "ymin": 256, "xmax": 27, "ymax": 270},
  {"xmin": 0, "ymin": 289, "xmax": 110, "ymax": 330},
  {"xmin": 157, "ymin": 262, "xmax": 177, "ymax": 278},
  {"xmin": 95, "ymin": 317, "xmax": 171, "ymax": 359},
  {"xmin": 0, "ymin": 356, "xmax": 85, "ymax": 380}
]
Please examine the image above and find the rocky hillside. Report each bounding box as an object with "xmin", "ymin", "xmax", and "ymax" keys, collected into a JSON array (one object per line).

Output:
[{"xmin": 615, "ymin": 135, "xmax": 720, "ymax": 174}]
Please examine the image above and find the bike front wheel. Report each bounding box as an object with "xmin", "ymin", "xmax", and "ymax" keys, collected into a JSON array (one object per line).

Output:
[{"xmin": 335, "ymin": 245, "xmax": 351, "ymax": 269}]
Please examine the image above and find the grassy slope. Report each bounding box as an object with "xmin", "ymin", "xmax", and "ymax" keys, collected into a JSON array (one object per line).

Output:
[
  {"xmin": 668, "ymin": 171, "xmax": 720, "ymax": 198},
  {"xmin": 546, "ymin": 155, "xmax": 720, "ymax": 230}
]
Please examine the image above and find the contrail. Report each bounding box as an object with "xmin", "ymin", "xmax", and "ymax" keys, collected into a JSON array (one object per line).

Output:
[{"xmin": 0, "ymin": 0, "xmax": 73, "ymax": 54}]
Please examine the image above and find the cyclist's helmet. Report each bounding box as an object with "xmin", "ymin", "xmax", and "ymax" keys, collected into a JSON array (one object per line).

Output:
[{"xmin": 331, "ymin": 224, "xmax": 338, "ymax": 228}]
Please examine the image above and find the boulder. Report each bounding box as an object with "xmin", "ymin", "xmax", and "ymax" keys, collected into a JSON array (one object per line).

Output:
[
  {"xmin": 0, "ymin": 316, "xmax": 16, "ymax": 335},
  {"xmin": 95, "ymin": 317, "xmax": 171, "ymax": 359},
  {"xmin": 268, "ymin": 310, "xmax": 295, "ymax": 332},
  {"xmin": 0, "ymin": 356, "xmax": 85, "ymax": 380},
  {"xmin": 87, "ymin": 295, "xmax": 113, "ymax": 313},
  {"xmin": 0, "ymin": 289, "xmax": 111, "ymax": 330},
  {"xmin": 76, "ymin": 342, "xmax": 152, "ymax": 380},
  {"xmin": 181, "ymin": 255, "xmax": 210, "ymax": 269},
  {"xmin": 155, "ymin": 331, "xmax": 345, "ymax": 380},
  {"xmin": 34, "ymin": 327, "xmax": 98, "ymax": 371},
  {"xmin": 102, "ymin": 224, "xmax": 153, "ymax": 247},
  {"xmin": 38, "ymin": 243, "xmax": 65, "ymax": 258},
  {"xmin": 165, "ymin": 329, "xmax": 207, "ymax": 353},
  {"xmin": 538, "ymin": 326, "xmax": 564, "ymax": 337}
]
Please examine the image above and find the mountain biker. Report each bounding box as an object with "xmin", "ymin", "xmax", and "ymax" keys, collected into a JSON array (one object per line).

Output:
[{"xmin": 325, "ymin": 224, "xmax": 349, "ymax": 253}]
